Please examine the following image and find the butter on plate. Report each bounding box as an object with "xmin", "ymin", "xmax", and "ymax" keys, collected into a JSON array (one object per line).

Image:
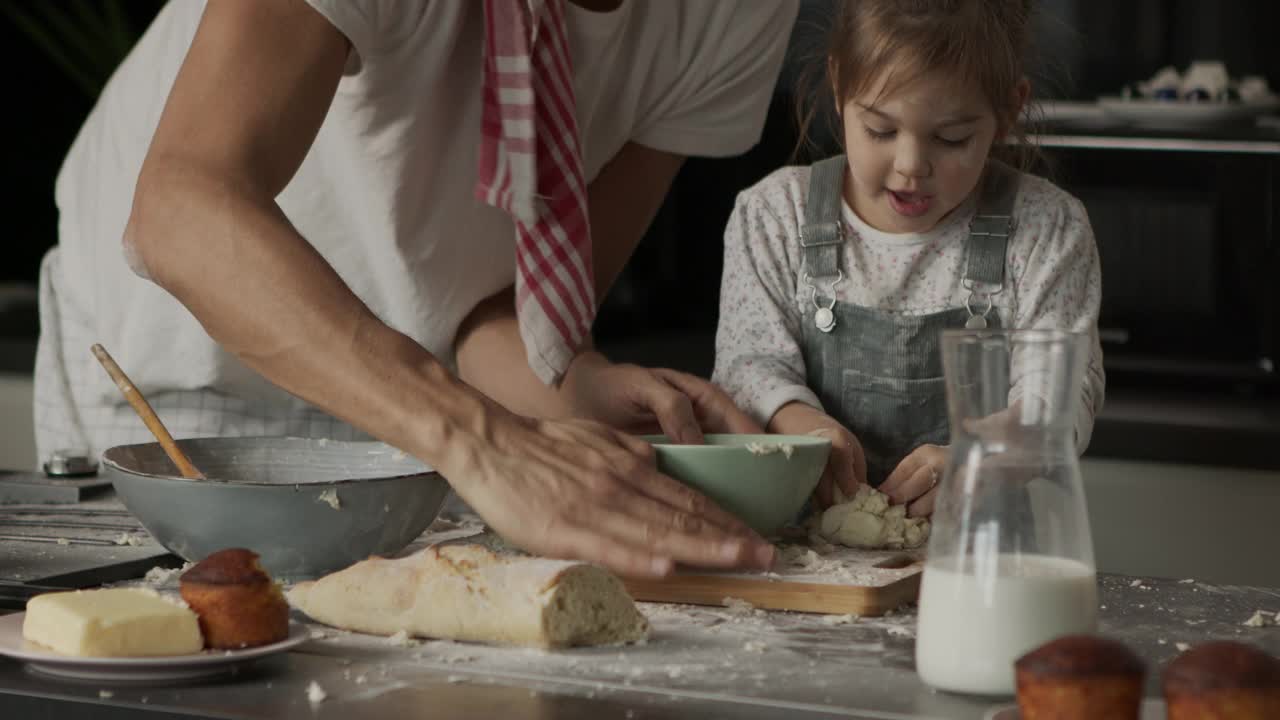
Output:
[{"xmin": 23, "ymin": 588, "xmax": 203, "ymax": 657}]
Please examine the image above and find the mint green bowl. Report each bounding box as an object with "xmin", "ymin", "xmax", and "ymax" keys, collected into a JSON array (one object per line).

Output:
[{"xmin": 641, "ymin": 434, "xmax": 831, "ymax": 537}]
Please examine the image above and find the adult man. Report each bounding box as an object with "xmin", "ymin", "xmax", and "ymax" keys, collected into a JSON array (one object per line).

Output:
[{"xmin": 36, "ymin": 0, "xmax": 798, "ymax": 577}]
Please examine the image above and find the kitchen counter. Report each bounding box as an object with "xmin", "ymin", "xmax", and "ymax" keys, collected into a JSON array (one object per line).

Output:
[{"xmin": 2, "ymin": 553, "xmax": 1278, "ymax": 719}]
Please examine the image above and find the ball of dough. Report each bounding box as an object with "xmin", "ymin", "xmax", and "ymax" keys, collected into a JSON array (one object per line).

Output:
[{"xmin": 819, "ymin": 485, "xmax": 930, "ymax": 550}]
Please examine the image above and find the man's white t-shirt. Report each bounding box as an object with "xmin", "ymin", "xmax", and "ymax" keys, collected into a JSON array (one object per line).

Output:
[{"xmin": 37, "ymin": 0, "xmax": 797, "ymax": 457}]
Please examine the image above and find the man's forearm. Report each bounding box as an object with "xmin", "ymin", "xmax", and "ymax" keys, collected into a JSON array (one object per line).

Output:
[{"xmin": 127, "ymin": 164, "xmax": 485, "ymax": 469}]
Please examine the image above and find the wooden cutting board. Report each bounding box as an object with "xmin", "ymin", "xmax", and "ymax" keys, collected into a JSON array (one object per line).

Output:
[{"xmin": 622, "ymin": 545, "xmax": 925, "ymax": 617}]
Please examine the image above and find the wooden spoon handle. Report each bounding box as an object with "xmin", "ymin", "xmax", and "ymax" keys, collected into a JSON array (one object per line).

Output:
[{"xmin": 90, "ymin": 344, "xmax": 205, "ymax": 480}]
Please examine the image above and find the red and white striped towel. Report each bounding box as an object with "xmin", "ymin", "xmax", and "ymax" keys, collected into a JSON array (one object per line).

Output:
[{"xmin": 476, "ymin": 0, "xmax": 594, "ymax": 385}]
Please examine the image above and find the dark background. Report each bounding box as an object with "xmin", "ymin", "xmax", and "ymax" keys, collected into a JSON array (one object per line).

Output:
[
  {"xmin": 4, "ymin": 0, "xmax": 1279, "ymax": 285},
  {"xmin": 2, "ymin": 0, "xmax": 1279, "ymax": 467}
]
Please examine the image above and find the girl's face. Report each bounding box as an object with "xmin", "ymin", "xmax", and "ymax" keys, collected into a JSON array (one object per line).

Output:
[{"xmin": 839, "ymin": 68, "xmax": 1016, "ymax": 234}]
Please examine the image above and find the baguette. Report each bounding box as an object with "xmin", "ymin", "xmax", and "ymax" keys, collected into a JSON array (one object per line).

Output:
[{"xmin": 287, "ymin": 544, "xmax": 649, "ymax": 648}]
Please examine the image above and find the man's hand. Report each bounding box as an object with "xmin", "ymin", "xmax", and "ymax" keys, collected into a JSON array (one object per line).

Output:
[
  {"xmin": 559, "ymin": 352, "xmax": 762, "ymax": 443},
  {"xmin": 880, "ymin": 444, "xmax": 948, "ymax": 518},
  {"xmin": 767, "ymin": 402, "xmax": 865, "ymax": 509},
  {"xmin": 437, "ymin": 400, "xmax": 776, "ymax": 579}
]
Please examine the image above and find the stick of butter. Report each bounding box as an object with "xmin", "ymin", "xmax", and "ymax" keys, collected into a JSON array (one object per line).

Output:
[{"xmin": 23, "ymin": 588, "xmax": 203, "ymax": 657}]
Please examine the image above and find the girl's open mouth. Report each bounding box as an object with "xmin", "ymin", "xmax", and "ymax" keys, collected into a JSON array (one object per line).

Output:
[{"xmin": 887, "ymin": 190, "xmax": 933, "ymax": 218}]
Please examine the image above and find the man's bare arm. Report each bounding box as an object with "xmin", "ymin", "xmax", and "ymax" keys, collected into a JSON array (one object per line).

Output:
[
  {"xmin": 124, "ymin": 2, "xmax": 770, "ymax": 576},
  {"xmin": 455, "ymin": 142, "xmax": 685, "ymax": 415}
]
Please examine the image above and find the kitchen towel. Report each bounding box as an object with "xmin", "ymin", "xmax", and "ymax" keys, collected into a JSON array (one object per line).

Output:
[{"xmin": 476, "ymin": 0, "xmax": 594, "ymax": 385}]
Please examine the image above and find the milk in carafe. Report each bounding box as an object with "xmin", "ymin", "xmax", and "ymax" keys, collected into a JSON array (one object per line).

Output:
[{"xmin": 915, "ymin": 553, "xmax": 1098, "ymax": 695}]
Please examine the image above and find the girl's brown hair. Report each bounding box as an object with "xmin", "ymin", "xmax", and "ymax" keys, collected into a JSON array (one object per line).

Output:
[{"xmin": 795, "ymin": 0, "xmax": 1041, "ymax": 172}]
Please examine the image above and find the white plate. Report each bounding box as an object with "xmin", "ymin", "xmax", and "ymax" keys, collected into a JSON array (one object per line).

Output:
[
  {"xmin": 1098, "ymin": 96, "xmax": 1279, "ymax": 128},
  {"xmin": 0, "ymin": 612, "xmax": 307, "ymax": 682},
  {"xmin": 985, "ymin": 698, "xmax": 1165, "ymax": 720}
]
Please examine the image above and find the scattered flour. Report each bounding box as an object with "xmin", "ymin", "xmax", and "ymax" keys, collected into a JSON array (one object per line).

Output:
[
  {"xmin": 722, "ymin": 597, "xmax": 757, "ymax": 615},
  {"xmin": 56, "ymin": 538, "xmax": 70, "ymax": 546}
]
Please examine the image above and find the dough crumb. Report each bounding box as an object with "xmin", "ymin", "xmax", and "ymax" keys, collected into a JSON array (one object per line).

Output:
[
  {"xmin": 1179, "ymin": 578, "xmax": 1196, "ymax": 584},
  {"xmin": 742, "ymin": 640, "xmax": 767, "ymax": 653},
  {"xmin": 98, "ymin": 690, "xmax": 114, "ymax": 699},
  {"xmin": 1130, "ymin": 580, "xmax": 1143, "ymax": 588},
  {"xmin": 56, "ymin": 538, "xmax": 71, "ymax": 546},
  {"xmin": 722, "ymin": 597, "xmax": 756, "ymax": 614},
  {"xmin": 886, "ymin": 626, "xmax": 914, "ymax": 638},
  {"xmin": 143, "ymin": 563, "xmax": 192, "ymax": 586},
  {"xmin": 387, "ymin": 629, "xmax": 417, "ymax": 646},
  {"xmin": 317, "ymin": 489, "xmax": 341, "ymax": 510},
  {"xmin": 1175, "ymin": 642, "xmax": 1190, "ymax": 652},
  {"xmin": 1244, "ymin": 610, "xmax": 1278, "ymax": 628},
  {"xmin": 820, "ymin": 614, "xmax": 858, "ymax": 626},
  {"xmin": 113, "ymin": 532, "xmax": 144, "ymax": 546},
  {"xmin": 744, "ymin": 442, "xmax": 794, "ymax": 459},
  {"xmin": 306, "ymin": 681, "xmax": 327, "ymax": 704}
]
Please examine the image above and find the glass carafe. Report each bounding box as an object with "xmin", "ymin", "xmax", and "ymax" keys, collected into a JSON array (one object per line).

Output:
[{"xmin": 916, "ymin": 329, "xmax": 1097, "ymax": 696}]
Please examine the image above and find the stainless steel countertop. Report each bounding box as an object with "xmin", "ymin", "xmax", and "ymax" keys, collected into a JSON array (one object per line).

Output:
[{"xmin": 2, "ymin": 510, "xmax": 1279, "ymax": 719}]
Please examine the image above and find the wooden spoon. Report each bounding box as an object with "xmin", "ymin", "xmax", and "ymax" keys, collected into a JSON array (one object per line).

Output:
[{"xmin": 91, "ymin": 344, "xmax": 206, "ymax": 480}]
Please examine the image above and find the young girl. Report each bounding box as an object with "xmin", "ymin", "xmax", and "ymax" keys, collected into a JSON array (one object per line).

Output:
[{"xmin": 712, "ymin": 0, "xmax": 1104, "ymax": 519}]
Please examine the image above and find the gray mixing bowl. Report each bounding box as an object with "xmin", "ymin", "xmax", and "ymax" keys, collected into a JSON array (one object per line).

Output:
[{"xmin": 101, "ymin": 437, "xmax": 450, "ymax": 579}]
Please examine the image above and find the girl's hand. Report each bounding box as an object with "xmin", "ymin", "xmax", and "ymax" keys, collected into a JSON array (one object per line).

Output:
[
  {"xmin": 880, "ymin": 444, "xmax": 948, "ymax": 518},
  {"xmin": 767, "ymin": 402, "xmax": 866, "ymax": 509}
]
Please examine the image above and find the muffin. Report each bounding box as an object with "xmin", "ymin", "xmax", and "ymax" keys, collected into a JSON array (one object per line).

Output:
[
  {"xmin": 179, "ymin": 548, "xmax": 290, "ymax": 649},
  {"xmin": 1163, "ymin": 641, "xmax": 1280, "ymax": 720},
  {"xmin": 1015, "ymin": 635, "xmax": 1146, "ymax": 719}
]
